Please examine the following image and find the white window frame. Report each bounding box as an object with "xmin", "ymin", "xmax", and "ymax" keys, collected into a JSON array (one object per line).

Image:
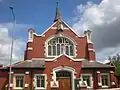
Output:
[
  {"xmin": 13, "ymin": 74, "xmax": 25, "ymax": 89},
  {"xmin": 80, "ymin": 74, "xmax": 93, "ymax": 88},
  {"xmin": 34, "ymin": 74, "xmax": 47, "ymax": 89},
  {"xmin": 100, "ymin": 73, "xmax": 110, "ymax": 88}
]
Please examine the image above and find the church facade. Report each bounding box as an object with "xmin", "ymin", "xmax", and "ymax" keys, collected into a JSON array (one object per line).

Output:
[{"xmin": 0, "ymin": 2, "xmax": 116, "ymax": 90}]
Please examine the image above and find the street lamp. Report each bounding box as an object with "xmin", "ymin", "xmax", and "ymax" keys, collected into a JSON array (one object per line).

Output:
[{"xmin": 8, "ymin": 6, "xmax": 16, "ymax": 90}]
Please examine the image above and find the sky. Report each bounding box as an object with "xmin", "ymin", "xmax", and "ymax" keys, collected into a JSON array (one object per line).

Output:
[{"xmin": 0, "ymin": 0, "xmax": 120, "ymax": 65}]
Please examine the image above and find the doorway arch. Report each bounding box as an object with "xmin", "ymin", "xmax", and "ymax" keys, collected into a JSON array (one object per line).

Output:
[{"xmin": 52, "ymin": 66, "xmax": 76, "ymax": 90}]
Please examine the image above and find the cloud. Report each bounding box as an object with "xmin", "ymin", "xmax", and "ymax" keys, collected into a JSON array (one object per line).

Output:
[
  {"xmin": 0, "ymin": 23, "xmax": 33, "ymax": 66},
  {"xmin": 0, "ymin": 27, "xmax": 25, "ymax": 66},
  {"xmin": 72, "ymin": 0, "xmax": 120, "ymax": 60}
]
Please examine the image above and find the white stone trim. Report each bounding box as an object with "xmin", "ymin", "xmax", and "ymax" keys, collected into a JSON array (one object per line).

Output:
[
  {"xmin": 13, "ymin": 74, "xmax": 25, "ymax": 89},
  {"xmin": 89, "ymin": 60, "xmax": 95, "ymax": 62},
  {"xmin": 52, "ymin": 66, "xmax": 76, "ymax": 90},
  {"xmin": 25, "ymin": 84, "xmax": 29, "ymax": 87},
  {"xmin": 28, "ymin": 30, "xmax": 34, "ymax": 42},
  {"xmin": 64, "ymin": 27, "xmax": 69, "ymax": 29},
  {"xmin": 87, "ymin": 39, "xmax": 93, "ymax": 44},
  {"xmin": 51, "ymin": 27, "xmax": 69, "ymax": 30},
  {"xmin": 45, "ymin": 54, "xmax": 84, "ymax": 61},
  {"xmin": 112, "ymin": 82, "xmax": 115, "ymax": 85},
  {"xmin": 97, "ymin": 71, "xmax": 100, "ymax": 73},
  {"xmin": 10, "ymin": 83, "xmax": 13, "ymax": 87},
  {"xmin": 25, "ymin": 71, "xmax": 29, "ymax": 75},
  {"xmin": 62, "ymin": 20, "xmax": 80, "ymax": 37},
  {"xmin": 34, "ymin": 74, "xmax": 47, "ymax": 90},
  {"xmin": 80, "ymin": 74, "xmax": 93, "ymax": 88},
  {"xmin": 40, "ymin": 22, "xmax": 57, "ymax": 36},
  {"xmin": 98, "ymin": 82, "xmax": 102, "ymax": 86},
  {"xmin": 40, "ymin": 19, "xmax": 81, "ymax": 37},
  {"xmin": 51, "ymin": 27, "xmax": 57, "ymax": 29},
  {"xmin": 88, "ymin": 48, "xmax": 95, "ymax": 52},
  {"xmin": 100, "ymin": 73, "xmax": 110, "ymax": 88},
  {"xmin": 50, "ymin": 81, "xmax": 59, "ymax": 88},
  {"xmin": 45, "ymin": 35, "xmax": 77, "ymax": 58},
  {"xmin": 27, "ymin": 47, "xmax": 33, "ymax": 50},
  {"xmin": 110, "ymin": 71, "xmax": 114, "ymax": 74},
  {"xmin": 32, "ymin": 57, "xmax": 84, "ymax": 62},
  {"xmin": 11, "ymin": 71, "xmax": 14, "ymax": 74}
]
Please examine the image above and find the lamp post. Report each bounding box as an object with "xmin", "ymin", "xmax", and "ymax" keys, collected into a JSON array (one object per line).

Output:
[{"xmin": 8, "ymin": 6, "xmax": 16, "ymax": 90}]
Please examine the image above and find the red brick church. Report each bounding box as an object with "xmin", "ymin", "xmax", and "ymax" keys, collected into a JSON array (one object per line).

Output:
[{"xmin": 0, "ymin": 1, "xmax": 116, "ymax": 90}]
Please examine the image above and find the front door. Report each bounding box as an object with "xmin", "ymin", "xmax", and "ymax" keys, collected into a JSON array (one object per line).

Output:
[
  {"xmin": 56, "ymin": 70, "xmax": 72, "ymax": 90},
  {"xmin": 58, "ymin": 77, "xmax": 71, "ymax": 90}
]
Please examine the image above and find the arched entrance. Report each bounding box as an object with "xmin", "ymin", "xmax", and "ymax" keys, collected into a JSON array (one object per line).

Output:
[
  {"xmin": 52, "ymin": 66, "xmax": 76, "ymax": 90},
  {"xmin": 56, "ymin": 70, "xmax": 71, "ymax": 90}
]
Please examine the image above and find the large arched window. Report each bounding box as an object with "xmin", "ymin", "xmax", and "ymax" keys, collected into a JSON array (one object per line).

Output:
[{"xmin": 47, "ymin": 37, "xmax": 74, "ymax": 56}]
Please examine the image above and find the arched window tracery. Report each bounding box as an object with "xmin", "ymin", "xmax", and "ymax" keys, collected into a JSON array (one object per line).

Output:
[{"xmin": 47, "ymin": 37, "xmax": 75, "ymax": 56}]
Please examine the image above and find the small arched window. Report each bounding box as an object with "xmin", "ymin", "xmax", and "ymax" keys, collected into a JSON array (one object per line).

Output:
[{"xmin": 47, "ymin": 37, "xmax": 75, "ymax": 56}]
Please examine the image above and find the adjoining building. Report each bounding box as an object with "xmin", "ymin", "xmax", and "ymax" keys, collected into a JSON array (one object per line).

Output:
[{"xmin": 0, "ymin": 1, "xmax": 116, "ymax": 90}]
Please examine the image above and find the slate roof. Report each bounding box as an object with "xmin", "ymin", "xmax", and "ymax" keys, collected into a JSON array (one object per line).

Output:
[
  {"xmin": 11, "ymin": 60, "xmax": 45, "ymax": 69},
  {"xmin": 82, "ymin": 60, "xmax": 114, "ymax": 69}
]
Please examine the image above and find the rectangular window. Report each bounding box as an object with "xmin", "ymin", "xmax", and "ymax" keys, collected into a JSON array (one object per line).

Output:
[
  {"xmin": 35, "ymin": 74, "xmax": 46, "ymax": 89},
  {"xmin": 82, "ymin": 75, "xmax": 91, "ymax": 87},
  {"xmin": 101, "ymin": 74, "xmax": 109, "ymax": 86},
  {"xmin": 14, "ymin": 75, "xmax": 24, "ymax": 89}
]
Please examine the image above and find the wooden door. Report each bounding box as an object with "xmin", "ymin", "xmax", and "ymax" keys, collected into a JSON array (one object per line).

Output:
[{"xmin": 58, "ymin": 77, "xmax": 71, "ymax": 90}]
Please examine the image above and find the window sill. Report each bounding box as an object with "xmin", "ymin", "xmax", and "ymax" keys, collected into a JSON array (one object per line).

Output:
[
  {"xmin": 102, "ymin": 86, "xmax": 109, "ymax": 88},
  {"xmin": 35, "ymin": 87, "xmax": 46, "ymax": 90},
  {"xmin": 14, "ymin": 87, "xmax": 24, "ymax": 90},
  {"xmin": 87, "ymin": 86, "xmax": 92, "ymax": 88}
]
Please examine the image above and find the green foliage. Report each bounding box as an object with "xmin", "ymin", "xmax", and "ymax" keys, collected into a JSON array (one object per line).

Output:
[
  {"xmin": 115, "ymin": 62, "xmax": 120, "ymax": 78},
  {"xmin": 109, "ymin": 53, "xmax": 120, "ymax": 77}
]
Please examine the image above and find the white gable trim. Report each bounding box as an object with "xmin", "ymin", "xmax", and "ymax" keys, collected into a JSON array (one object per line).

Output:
[
  {"xmin": 45, "ymin": 54, "xmax": 84, "ymax": 61},
  {"xmin": 41, "ymin": 22, "xmax": 57, "ymax": 36},
  {"xmin": 32, "ymin": 56, "xmax": 84, "ymax": 62},
  {"xmin": 62, "ymin": 20, "xmax": 80, "ymax": 37},
  {"xmin": 28, "ymin": 22, "xmax": 57, "ymax": 37},
  {"xmin": 27, "ymin": 20, "xmax": 84, "ymax": 42}
]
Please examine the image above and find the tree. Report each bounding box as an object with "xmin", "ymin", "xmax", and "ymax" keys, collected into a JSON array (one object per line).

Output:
[{"xmin": 109, "ymin": 53, "xmax": 120, "ymax": 87}]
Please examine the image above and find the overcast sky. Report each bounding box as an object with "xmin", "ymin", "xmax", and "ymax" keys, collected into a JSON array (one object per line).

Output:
[{"xmin": 0, "ymin": 0, "xmax": 119, "ymax": 65}]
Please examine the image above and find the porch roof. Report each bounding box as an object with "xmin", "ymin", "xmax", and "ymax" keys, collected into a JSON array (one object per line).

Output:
[
  {"xmin": 11, "ymin": 60, "xmax": 45, "ymax": 69},
  {"xmin": 82, "ymin": 60, "xmax": 114, "ymax": 69}
]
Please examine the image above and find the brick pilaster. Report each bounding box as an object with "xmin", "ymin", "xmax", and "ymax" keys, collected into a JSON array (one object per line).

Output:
[{"xmin": 110, "ymin": 71, "xmax": 115, "ymax": 87}]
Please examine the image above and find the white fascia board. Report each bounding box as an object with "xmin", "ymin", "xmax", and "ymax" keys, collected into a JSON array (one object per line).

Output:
[
  {"xmin": 62, "ymin": 20, "xmax": 82, "ymax": 37},
  {"xmin": 27, "ymin": 22, "xmax": 57, "ymax": 37},
  {"xmin": 40, "ymin": 22, "xmax": 57, "ymax": 36}
]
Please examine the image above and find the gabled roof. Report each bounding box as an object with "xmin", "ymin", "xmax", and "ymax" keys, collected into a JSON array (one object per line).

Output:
[
  {"xmin": 11, "ymin": 60, "xmax": 45, "ymax": 69},
  {"xmin": 82, "ymin": 60, "xmax": 114, "ymax": 69},
  {"xmin": 38, "ymin": 20, "xmax": 80, "ymax": 37}
]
